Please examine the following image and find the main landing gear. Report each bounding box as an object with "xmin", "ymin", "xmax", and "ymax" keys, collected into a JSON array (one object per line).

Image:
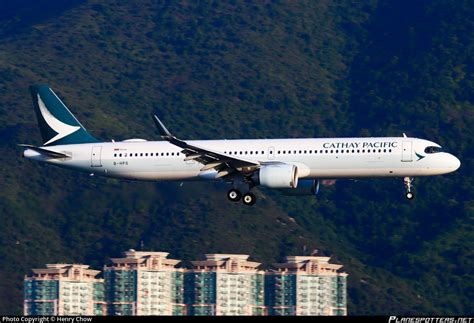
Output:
[
  {"xmin": 404, "ymin": 177, "xmax": 414, "ymax": 200},
  {"xmin": 227, "ymin": 188, "xmax": 256, "ymax": 206}
]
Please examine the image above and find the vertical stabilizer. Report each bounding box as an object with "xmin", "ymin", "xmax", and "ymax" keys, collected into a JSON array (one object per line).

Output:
[{"xmin": 30, "ymin": 85, "xmax": 98, "ymax": 146}]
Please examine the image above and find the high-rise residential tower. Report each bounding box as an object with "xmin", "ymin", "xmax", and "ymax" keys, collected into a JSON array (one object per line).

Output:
[
  {"xmin": 104, "ymin": 249, "xmax": 185, "ymax": 315},
  {"xmin": 265, "ymin": 256, "xmax": 347, "ymax": 316},
  {"xmin": 24, "ymin": 264, "xmax": 106, "ymax": 315},
  {"xmin": 185, "ymin": 254, "xmax": 265, "ymax": 315},
  {"xmin": 24, "ymin": 252, "xmax": 348, "ymax": 316}
]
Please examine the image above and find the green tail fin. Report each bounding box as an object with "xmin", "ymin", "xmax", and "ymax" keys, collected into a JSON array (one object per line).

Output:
[{"xmin": 30, "ymin": 85, "xmax": 98, "ymax": 146}]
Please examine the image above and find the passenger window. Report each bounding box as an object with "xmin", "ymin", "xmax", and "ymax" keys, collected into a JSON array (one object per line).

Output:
[
  {"xmin": 166, "ymin": 153, "xmax": 169, "ymax": 156},
  {"xmin": 114, "ymin": 153, "xmax": 117, "ymax": 157}
]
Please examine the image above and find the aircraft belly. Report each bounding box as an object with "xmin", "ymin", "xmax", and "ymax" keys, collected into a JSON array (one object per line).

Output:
[{"xmin": 119, "ymin": 170, "xmax": 200, "ymax": 181}]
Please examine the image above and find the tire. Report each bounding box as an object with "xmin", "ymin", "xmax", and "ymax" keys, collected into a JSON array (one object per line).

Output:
[
  {"xmin": 242, "ymin": 192, "xmax": 256, "ymax": 206},
  {"xmin": 227, "ymin": 189, "xmax": 241, "ymax": 202}
]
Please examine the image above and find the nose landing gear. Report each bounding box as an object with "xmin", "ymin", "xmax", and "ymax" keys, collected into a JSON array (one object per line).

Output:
[{"xmin": 404, "ymin": 177, "xmax": 415, "ymax": 200}]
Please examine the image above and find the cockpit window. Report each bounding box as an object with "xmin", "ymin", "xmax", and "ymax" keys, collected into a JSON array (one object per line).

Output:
[{"xmin": 424, "ymin": 146, "xmax": 443, "ymax": 154}]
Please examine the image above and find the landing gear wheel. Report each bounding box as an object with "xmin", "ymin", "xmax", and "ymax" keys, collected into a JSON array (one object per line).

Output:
[
  {"xmin": 227, "ymin": 189, "xmax": 242, "ymax": 202},
  {"xmin": 242, "ymin": 192, "xmax": 257, "ymax": 206},
  {"xmin": 403, "ymin": 177, "xmax": 414, "ymax": 200}
]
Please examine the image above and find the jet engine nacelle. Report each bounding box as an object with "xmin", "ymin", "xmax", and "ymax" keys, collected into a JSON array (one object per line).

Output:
[
  {"xmin": 280, "ymin": 179, "xmax": 320, "ymax": 196},
  {"xmin": 256, "ymin": 163, "xmax": 298, "ymax": 188}
]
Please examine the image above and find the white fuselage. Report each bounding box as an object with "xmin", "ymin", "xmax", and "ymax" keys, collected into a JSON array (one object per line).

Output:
[{"xmin": 23, "ymin": 137, "xmax": 460, "ymax": 181}]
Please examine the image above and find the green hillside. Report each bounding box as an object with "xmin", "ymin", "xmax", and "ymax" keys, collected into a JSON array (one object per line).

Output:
[{"xmin": 0, "ymin": 0, "xmax": 472, "ymax": 315}]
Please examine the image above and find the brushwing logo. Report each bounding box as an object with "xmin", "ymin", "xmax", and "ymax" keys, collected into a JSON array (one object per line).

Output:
[
  {"xmin": 415, "ymin": 152, "xmax": 425, "ymax": 161},
  {"xmin": 37, "ymin": 94, "xmax": 80, "ymax": 145}
]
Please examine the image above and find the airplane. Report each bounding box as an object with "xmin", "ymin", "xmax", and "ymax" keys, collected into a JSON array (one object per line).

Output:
[{"xmin": 21, "ymin": 85, "xmax": 461, "ymax": 206}]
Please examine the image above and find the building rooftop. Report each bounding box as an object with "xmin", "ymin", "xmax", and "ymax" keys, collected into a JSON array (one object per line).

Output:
[
  {"xmin": 105, "ymin": 249, "xmax": 181, "ymax": 271},
  {"xmin": 190, "ymin": 254, "xmax": 262, "ymax": 273},
  {"xmin": 271, "ymin": 256, "xmax": 347, "ymax": 276},
  {"xmin": 204, "ymin": 254, "xmax": 251, "ymax": 261},
  {"xmin": 285, "ymin": 256, "xmax": 331, "ymax": 264},
  {"xmin": 27, "ymin": 264, "xmax": 102, "ymax": 280},
  {"xmin": 123, "ymin": 249, "xmax": 170, "ymax": 259}
]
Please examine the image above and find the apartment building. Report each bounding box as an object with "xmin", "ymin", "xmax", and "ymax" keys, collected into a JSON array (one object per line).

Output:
[
  {"xmin": 104, "ymin": 249, "xmax": 185, "ymax": 315},
  {"xmin": 185, "ymin": 254, "xmax": 265, "ymax": 315},
  {"xmin": 24, "ymin": 264, "xmax": 105, "ymax": 315},
  {"xmin": 24, "ymin": 252, "xmax": 347, "ymax": 316},
  {"xmin": 265, "ymin": 256, "xmax": 347, "ymax": 316}
]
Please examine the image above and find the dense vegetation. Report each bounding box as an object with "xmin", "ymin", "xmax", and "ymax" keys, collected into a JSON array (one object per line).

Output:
[{"xmin": 0, "ymin": 0, "xmax": 472, "ymax": 315}]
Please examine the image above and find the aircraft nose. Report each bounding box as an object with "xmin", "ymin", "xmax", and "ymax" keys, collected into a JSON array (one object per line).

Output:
[{"xmin": 449, "ymin": 154, "xmax": 461, "ymax": 171}]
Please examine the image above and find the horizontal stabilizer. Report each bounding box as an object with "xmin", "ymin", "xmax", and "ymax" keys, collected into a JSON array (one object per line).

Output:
[{"xmin": 19, "ymin": 144, "xmax": 69, "ymax": 158}]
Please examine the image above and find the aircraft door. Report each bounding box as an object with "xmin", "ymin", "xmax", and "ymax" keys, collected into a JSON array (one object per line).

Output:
[
  {"xmin": 268, "ymin": 147, "xmax": 275, "ymax": 160},
  {"xmin": 401, "ymin": 141, "xmax": 413, "ymax": 162},
  {"xmin": 91, "ymin": 146, "xmax": 102, "ymax": 167}
]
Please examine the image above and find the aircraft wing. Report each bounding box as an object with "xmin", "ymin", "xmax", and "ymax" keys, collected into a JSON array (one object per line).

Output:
[{"xmin": 153, "ymin": 115, "xmax": 260, "ymax": 178}]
